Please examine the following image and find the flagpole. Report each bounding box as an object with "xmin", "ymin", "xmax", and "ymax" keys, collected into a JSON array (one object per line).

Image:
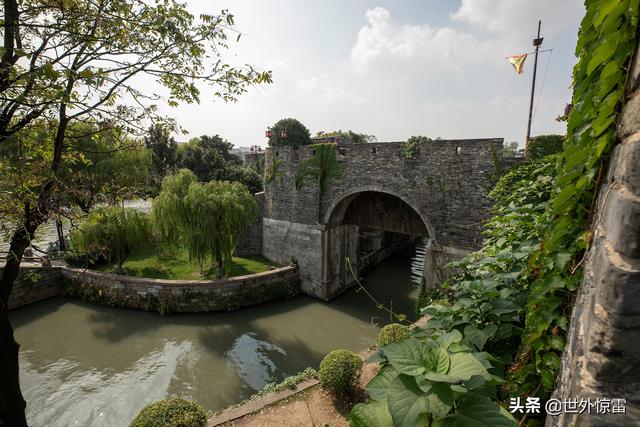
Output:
[{"xmin": 525, "ymin": 20, "xmax": 543, "ymax": 152}]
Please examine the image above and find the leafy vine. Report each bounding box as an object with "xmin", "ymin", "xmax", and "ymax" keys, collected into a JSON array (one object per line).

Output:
[{"xmin": 510, "ymin": 0, "xmax": 639, "ymax": 394}]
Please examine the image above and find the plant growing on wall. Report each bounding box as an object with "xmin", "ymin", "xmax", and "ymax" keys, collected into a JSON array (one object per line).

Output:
[
  {"xmin": 264, "ymin": 157, "xmax": 283, "ymax": 184},
  {"xmin": 511, "ymin": 0, "xmax": 639, "ymax": 395},
  {"xmin": 404, "ymin": 136, "xmax": 432, "ymax": 159},
  {"xmin": 294, "ymin": 143, "xmax": 342, "ymax": 193}
]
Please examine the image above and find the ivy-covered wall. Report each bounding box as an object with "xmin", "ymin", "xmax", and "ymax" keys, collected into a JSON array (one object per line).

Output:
[{"xmin": 549, "ymin": 34, "xmax": 640, "ymax": 427}]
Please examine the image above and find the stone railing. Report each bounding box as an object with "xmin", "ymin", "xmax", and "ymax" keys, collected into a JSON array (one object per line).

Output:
[{"xmin": 7, "ymin": 264, "xmax": 300, "ymax": 313}]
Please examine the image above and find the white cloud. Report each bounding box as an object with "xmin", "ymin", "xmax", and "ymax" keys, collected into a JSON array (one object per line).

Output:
[
  {"xmin": 452, "ymin": 0, "xmax": 583, "ymax": 38},
  {"xmin": 165, "ymin": 2, "xmax": 582, "ymax": 147}
]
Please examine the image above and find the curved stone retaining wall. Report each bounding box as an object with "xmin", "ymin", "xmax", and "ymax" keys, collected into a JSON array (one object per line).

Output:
[{"xmin": 7, "ymin": 265, "xmax": 299, "ymax": 313}]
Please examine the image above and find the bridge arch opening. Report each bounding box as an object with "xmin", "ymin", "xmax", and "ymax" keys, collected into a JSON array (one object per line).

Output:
[{"xmin": 322, "ymin": 189, "xmax": 435, "ymax": 300}]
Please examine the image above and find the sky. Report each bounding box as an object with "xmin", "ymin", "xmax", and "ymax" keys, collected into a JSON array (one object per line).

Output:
[{"xmin": 159, "ymin": 0, "xmax": 585, "ymax": 147}]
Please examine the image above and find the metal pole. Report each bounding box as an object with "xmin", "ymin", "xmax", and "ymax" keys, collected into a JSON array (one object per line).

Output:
[{"xmin": 525, "ymin": 20, "xmax": 543, "ymax": 153}]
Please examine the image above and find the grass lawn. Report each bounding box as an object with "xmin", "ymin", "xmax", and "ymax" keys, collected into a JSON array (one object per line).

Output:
[{"xmin": 98, "ymin": 245, "xmax": 277, "ymax": 279}]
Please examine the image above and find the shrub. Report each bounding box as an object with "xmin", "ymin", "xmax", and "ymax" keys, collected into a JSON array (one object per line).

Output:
[
  {"xmin": 377, "ymin": 323, "xmax": 411, "ymax": 346},
  {"xmin": 129, "ymin": 398, "xmax": 207, "ymax": 427},
  {"xmin": 319, "ymin": 349, "xmax": 362, "ymax": 396},
  {"xmin": 69, "ymin": 207, "xmax": 151, "ymax": 270},
  {"xmin": 526, "ymin": 134, "xmax": 564, "ymax": 160},
  {"xmin": 404, "ymin": 135, "xmax": 431, "ymax": 159}
]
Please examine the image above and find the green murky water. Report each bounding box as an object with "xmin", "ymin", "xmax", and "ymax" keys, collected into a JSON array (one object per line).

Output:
[{"xmin": 11, "ymin": 251, "xmax": 420, "ymax": 427}]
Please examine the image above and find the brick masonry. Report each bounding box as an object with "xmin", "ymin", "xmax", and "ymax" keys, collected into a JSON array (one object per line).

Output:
[
  {"xmin": 5, "ymin": 264, "xmax": 62, "ymax": 310},
  {"xmin": 548, "ymin": 42, "xmax": 640, "ymax": 426},
  {"xmin": 7, "ymin": 265, "xmax": 300, "ymax": 313}
]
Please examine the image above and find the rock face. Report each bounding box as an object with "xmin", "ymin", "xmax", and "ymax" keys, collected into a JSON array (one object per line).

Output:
[
  {"xmin": 548, "ymin": 43, "xmax": 640, "ymax": 426},
  {"xmin": 256, "ymin": 138, "xmax": 516, "ymax": 299}
]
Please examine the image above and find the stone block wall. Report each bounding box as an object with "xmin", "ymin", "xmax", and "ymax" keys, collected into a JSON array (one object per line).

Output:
[
  {"xmin": 60, "ymin": 266, "xmax": 299, "ymax": 313},
  {"xmin": 261, "ymin": 218, "xmax": 324, "ymax": 296},
  {"xmin": 264, "ymin": 147, "xmax": 321, "ymax": 224},
  {"xmin": 235, "ymin": 192, "xmax": 265, "ymax": 256},
  {"xmin": 548, "ymin": 43, "xmax": 640, "ymax": 426},
  {"xmin": 5, "ymin": 264, "xmax": 62, "ymax": 310},
  {"xmin": 264, "ymin": 139, "xmax": 508, "ymax": 250},
  {"xmin": 6, "ymin": 264, "xmax": 300, "ymax": 313}
]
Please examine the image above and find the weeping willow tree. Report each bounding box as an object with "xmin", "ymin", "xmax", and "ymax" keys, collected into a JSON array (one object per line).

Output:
[
  {"xmin": 70, "ymin": 207, "xmax": 151, "ymax": 272},
  {"xmin": 151, "ymin": 169, "xmax": 198, "ymax": 252},
  {"xmin": 152, "ymin": 170, "xmax": 258, "ymax": 277}
]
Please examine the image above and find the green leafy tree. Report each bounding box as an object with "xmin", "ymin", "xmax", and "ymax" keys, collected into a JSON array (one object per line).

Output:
[
  {"xmin": 0, "ymin": 1, "xmax": 271, "ymax": 423},
  {"xmin": 526, "ymin": 134, "xmax": 564, "ymax": 160},
  {"xmin": 152, "ymin": 170, "xmax": 258, "ymax": 277},
  {"xmin": 227, "ymin": 165, "xmax": 263, "ymax": 194},
  {"xmin": 503, "ymin": 141, "xmax": 520, "ymax": 157},
  {"xmin": 69, "ymin": 207, "xmax": 151, "ymax": 272},
  {"xmin": 144, "ymin": 124, "xmax": 178, "ymax": 191},
  {"xmin": 268, "ymin": 118, "xmax": 312, "ymax": 147},
  {"xmin": 177, "ymin": 135, "xmax": 261, "ymax": 193},
  {"xmin": 177, "ymin": 137, "xmax": 229, "ymax": 182},
  {"xmin": 315, "ymin": 130, "xmax": 376, "ymax": 144}
]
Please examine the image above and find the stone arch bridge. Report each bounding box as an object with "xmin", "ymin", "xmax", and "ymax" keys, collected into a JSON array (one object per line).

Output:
[{"xmin": 238, "ymin": 138, "xmax": 518, "ymax": 300}]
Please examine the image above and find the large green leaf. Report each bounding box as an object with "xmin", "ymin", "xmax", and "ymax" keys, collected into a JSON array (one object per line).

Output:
[
  {"xmin": 432, "ymin": 395, "xmax": 517, "ymax": 427},
  {"xmin": 383, "ymin": 339, "xmax": 431, "ymax": 376},
  {"xmin": 424, "ymin": 347, "xmax": 450, "ymax": 374},
  {"xmin": 367, "ymin": 365, "xmax": 398, "ymax": 401},
  {"xmin": 447, "ymin": 353, "xmax": 491, "ymax": 381},
  {"xmin": 463, "ymin": 325, "xmax": 497, "ymax": 351},
  {"xmin": 387, "ymin": 375, "xmax": 453, "ymax": 426},
  {"xmin": 349, "ymin": 401, "xmax": 393, "ymax": 427},
  {"xmin": 435, "ymin": 330, "xmax": 463, "ymax": 349}
]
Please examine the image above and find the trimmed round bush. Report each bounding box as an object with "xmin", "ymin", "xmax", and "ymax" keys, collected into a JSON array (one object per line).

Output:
[
  {"xmin": 319, "ymin": 349, "xmax": 362, "ymax": 396},
  {"xmin": 130, "ymin": 398, "xmax": 207, "ymax": 427},
  {"xmin": 378, "ymin": 323, "xmax": 412, "ymax": 346}
]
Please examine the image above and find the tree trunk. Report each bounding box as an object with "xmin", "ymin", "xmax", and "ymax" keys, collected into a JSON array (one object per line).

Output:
[{"xmin": 0, "ymin": 228, "xmax": 32, "ymax": 427}]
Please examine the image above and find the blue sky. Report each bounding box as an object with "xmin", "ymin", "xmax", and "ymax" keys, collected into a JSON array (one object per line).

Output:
[{"xmin": 160, "ymin": 1, "xmax": 585, "ymax": 147}]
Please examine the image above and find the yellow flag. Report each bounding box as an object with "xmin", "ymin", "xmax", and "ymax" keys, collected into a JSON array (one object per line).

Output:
[{"xmin": 507, "ymin": 54, "xmax": 527, "ymax": 74}]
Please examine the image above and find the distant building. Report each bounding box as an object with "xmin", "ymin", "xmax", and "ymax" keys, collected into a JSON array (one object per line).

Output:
[{"xmin": 243, "ymin": 145, "xmax": 265, "ymax": 175}]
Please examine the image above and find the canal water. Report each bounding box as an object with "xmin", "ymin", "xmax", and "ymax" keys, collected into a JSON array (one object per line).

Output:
[{"xmin": 11, "ymin": 250, "xmax": 421, "ymax": 427}]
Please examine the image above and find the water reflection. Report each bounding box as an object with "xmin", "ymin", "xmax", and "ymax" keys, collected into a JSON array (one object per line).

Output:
[{"xmin": 12, "ymin": 250, "xmax": 420, "ymax": 427}]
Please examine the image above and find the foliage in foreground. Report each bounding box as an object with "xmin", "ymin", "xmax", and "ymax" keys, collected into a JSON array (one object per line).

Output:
[
  {"xmin": 152, "ymin": 170, "xmax": 258, "ymax": 277},
  {"xmin": 353, "ymin": 330, "xmax": 517, "ymax": 426},
  {"xmin": 250, "ymin": 368, "xmax": 318, "ymax": 400},
  {"xmin": 129, "ymin": 398, "xmax": 207, "ymax": 427},
  {"xmin": 512, "ymin": 0, "xmax": 639, "ymax": 395},
  {"xmin": 69, "ymin": 207, "xmax": 151, "ymax": 270},
  {"xmin": 319, "ymin": 349, "xmax": 363, "ymax": 396}
]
